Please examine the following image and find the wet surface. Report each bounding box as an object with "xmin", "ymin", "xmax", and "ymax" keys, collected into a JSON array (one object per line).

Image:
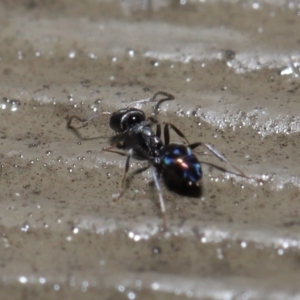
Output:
[{"xmin": 1, "ymin": 0, "xmax": 300, "ymax": 299}]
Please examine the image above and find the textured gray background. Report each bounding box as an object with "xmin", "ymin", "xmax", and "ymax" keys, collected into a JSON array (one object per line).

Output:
[{"xmin": 0, "ymin": 0, "xmax": 300, "ymax": 299}]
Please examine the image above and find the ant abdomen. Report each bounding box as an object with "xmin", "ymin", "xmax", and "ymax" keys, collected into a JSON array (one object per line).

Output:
[{"xmin": 160, "ymin": 144, "xmax": 202, "ymax": 186}]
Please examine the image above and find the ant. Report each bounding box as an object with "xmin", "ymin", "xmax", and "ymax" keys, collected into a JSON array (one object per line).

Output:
[{"xmin": 67, "ymin": 91, "xmax": 254, "ymax": 229}]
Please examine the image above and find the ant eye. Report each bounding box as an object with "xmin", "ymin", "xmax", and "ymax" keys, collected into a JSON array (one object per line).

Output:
[
  {"xmin": 123, "ymin": 110, "xmax": 145, "ymax": 130},
  {"xmin": 129, "ymin": 115, "xmax": 143, "ymax": 125},
  {"xmin": 109, "ymin": 108, "xmax": 146, "ymax": 132}
]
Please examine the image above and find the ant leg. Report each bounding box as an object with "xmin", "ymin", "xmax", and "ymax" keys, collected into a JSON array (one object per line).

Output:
[
  {"xmin": 126, "ymin": 91, "xmax": 174, "ymax": 108},
  {"xmin": 165, "ymin": 123, "xmax": 250, "ymax": 179},
  {"xmin": 67, "ymin": 112, "xmax": 112, "ymax": 141},
  {"xmin": 163, "ymin": 123, "xmax": 170, "ymax": 145},
  {"xmin": 202, "ymin": 143, "xmax": 247, "ymax": 177},
  {"xmin": 151, "ymin": 91, "xmax": 175, "ymax": 116},
  {"xmin": 126, "ymin": 91, "xmax": 175, "ymax": 117},
  {"xmin": 189, "ymin": 142, "xmax": 249, "ymax": 179},
  {"xmin": 151, "ymin": 167, "xmax": 167, "ymax": 230},
  {"xmin": 164, "ymin": 122, "xmax": 190, "ymax": 146},
  {"xmin": 121, "ymin": 149, "xmax": 133, "ymax": 188},
  {"xmin": 102, "ymin": 132, "xmax": 128, "ymax": 156},
  {"xmin": 156, "ymin": 123, "xmax": 162, "ymax": 139},
  {"xmin": 112, "ymin": 149, "xmax": 133, "ymax": 200},
  {"xmin": 67, "ymin": 112, "xmax": 111, "ymax": 129},
  {"xmin": 164, "ymin": 123, "xmax": 190, "ymax": 145}
]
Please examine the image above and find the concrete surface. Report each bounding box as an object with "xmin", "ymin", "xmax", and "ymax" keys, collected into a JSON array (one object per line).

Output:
[{"xmin": 0, "ymin": 0, "xmax": 300, "ymax": 299}]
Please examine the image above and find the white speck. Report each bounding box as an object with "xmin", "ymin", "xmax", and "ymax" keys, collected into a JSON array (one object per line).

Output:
[
  {"xmin": 118, "ymin": 285, "xmax": 125, "ymax": 292},
  {"xmin": 241, "ymin": 241, "xmax": 247, "ymax": 248},
  {"xmin": 89, "ymin": 53, "xmax": 97, "ymax": 59},
  {"xmin": 17, "ymin": 51, "xmax": 23, "ymax": 60},
  {"xmin": 283, "ymin": 242, "xmax": 289, "ymax": 249},
  {"xmin": 217, "ymin": 248, "xmax": 224, "ymax": 259},
  {"xmin": 39, "ymin": 277, "xmax": 46, "ymax": 284},
  {"xmin": 280, "ymin": 66, "xmax": 293, "ymax": 75},
  {"xmin": 127, "ymin": 291, "xmax": 136, "ymax": 299},
  {"xmin": 19, "ymin": 276, "xmax": 27, "ymax": 284},
  {"xmin": 151, "ymin": 282, "xmax": 159, "ymax": 290},
  {"xmin": 134, "ymin": 235, "xmax": 141, "ymax": 242},
  {"xmin": 128, "ymin": 50, "xmax": 135, "ymax": 57},
  {"xmin": 69, "ymin": 51, "xmax": 76, "ymax": 59}
]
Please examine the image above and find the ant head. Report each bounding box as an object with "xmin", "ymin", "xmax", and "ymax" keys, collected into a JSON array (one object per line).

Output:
[{"xmin": 109, "ymin": 108, "xmax": 146, "ymax": 132}]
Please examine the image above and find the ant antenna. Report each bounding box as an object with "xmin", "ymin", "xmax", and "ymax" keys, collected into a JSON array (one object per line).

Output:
[{"xmin": 126, "ymin": 91, "xmax": 175, "ymax": 117}]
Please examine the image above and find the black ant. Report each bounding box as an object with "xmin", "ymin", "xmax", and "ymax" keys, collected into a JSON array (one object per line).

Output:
[{"xmin": 67, "ymin": 91, "xmax": 254, "ymax": 229}]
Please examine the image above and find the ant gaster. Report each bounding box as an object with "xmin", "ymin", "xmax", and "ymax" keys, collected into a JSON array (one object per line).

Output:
[{"xmin": 67, "ymin": 91, "xmax": 252, "ymax": 229}]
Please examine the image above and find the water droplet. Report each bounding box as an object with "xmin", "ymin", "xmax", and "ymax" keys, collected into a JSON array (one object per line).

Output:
[
  {"xmin": 201, "ymin": 237, "xmax": 207, "ymax": 243},
  {"xmin": 89, "ymin": 53, "xmax": 97, "ymax": 59},
  {"xmin": 282, "ymin": 242, "xmax": 289, "ymax": 249},
  {"xmin": 134, "ymin": 235, "xmax": 141, "ymax": 242},
  {"xmin": 69, "ymin": 51, "xmax": 76, "ymax": 59},
  {"xmin": 127, "ymin": 291, "xmax": 136, "ymax": 299},
  {"xmin": 19, "ymin": 276, "xmax": 28, "ymax": 284},
  {"xmin": 54, "ymin": 284, "xmax": 60, "ymax": 291},
  {"xmin": 39, "ymin": 277, "xmax": 46, "ymax": 284},
  {"xmin": 241, "ymin": 241, "xmax": 247, "ymax": 248},
  {"xmin": 216, "ymin": 248, "xmax": 224, "ymax": 259},
  {"xmin": 118, "ymin": 285, "xmax": 125, "ymax": 292},
  {"xmin": 280, "ymin": 66, "xmax": 293, "ymax": 75},
  {"xmin": 17, "ymin": 51, "xmax": 23, "ymax": 60},
  {"xmin": 128, "ymin": 49, "xmax": 135, "ymax": 57},
  {"xmin": 112, "ymin": 57, "xmax": 117, "ymax": 62},
  {"xmin": 153, "ymin": 246, "xmax": 161, "ymax": 254},
  {"xmin": 89, "ymin": 104, "xmax": 98, "ymax": 112},
  {"xmin": 278, "ymin": 248, "xmax": 284, "ymax": 255},
  {"xmin": 151, "ymin": 282, "xmax": 159, "ymax": 290},
  {"xmin": 21, "ymin": 223, "xmax": 30, "ymax": 232}
]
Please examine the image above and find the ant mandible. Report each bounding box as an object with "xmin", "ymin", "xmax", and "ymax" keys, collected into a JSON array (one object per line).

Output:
[{"xmin": 67, "ymin": 91, "xmax": 252, "ymax": 229}]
